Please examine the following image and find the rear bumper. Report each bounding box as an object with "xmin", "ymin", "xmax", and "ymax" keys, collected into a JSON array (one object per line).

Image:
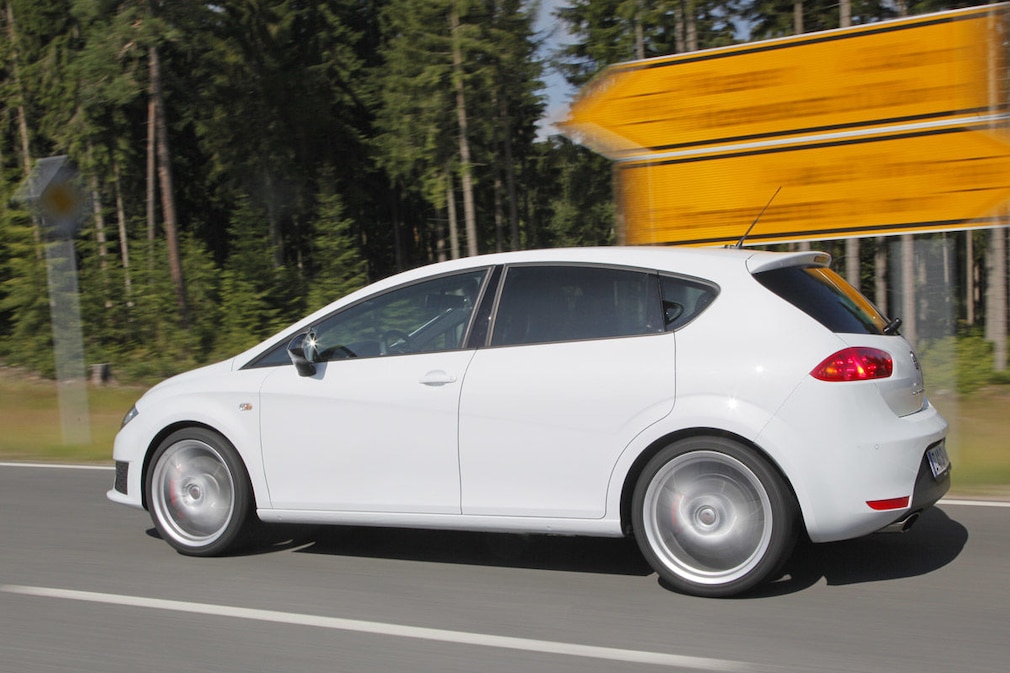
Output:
[
  {"xmin": 874, "ymin": 444, "xmax": 950, "ymax": 533},
  {"xmin": 755, "ymin": 380, "xmax": 949, "ymax": 543},
  {"xmin": 891, "ymin": 444, "xmax": 950, "ymax": 521}
]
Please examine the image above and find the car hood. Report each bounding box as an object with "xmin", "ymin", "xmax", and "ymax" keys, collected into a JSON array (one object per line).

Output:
[{"xmin": 138, "ymin": 358, "xmax": 237, "ymax": 406}]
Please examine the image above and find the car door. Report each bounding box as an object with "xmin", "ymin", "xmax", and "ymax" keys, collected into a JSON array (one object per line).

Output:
[
  {"xmin": 259, "ymin": 269, "xmax": 488, "ymax": 514},
  {"xmin": 458, "ymin": 264, "xmax": 679, "ymax": 519}
]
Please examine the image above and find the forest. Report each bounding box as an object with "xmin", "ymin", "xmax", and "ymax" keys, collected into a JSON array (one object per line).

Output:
[{"xmin": 0, "ymin": 0, "xmax": 1005, "ymax": 383}]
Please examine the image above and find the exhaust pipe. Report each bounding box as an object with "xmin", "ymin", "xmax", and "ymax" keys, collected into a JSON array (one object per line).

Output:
[{"xmin": 878, "ymin": 510, "xmax": 921, "ymax": 534}]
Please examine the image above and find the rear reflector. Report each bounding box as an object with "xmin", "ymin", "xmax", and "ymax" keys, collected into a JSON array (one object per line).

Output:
[
  {"xmin": 812, "ymin": 347, "xmax": 893, "ymax": 381},
  {"xmin": 867, "ymin": 496, "xmax": 910, "ymax": 511}
]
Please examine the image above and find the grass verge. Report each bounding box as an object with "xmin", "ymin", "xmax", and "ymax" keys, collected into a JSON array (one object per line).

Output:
[{"xmin": 0, "ymin": 367, "xmax": 143, "ymax": 463}]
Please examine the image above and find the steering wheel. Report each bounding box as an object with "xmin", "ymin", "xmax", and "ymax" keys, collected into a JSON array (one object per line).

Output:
[
  {"xmin": 318, "ymin": 344, "xmax": 356, "ymax": 361},
  {"xmin": 379, "ymin": 329, "xmax": 412, "ymax": 355}
]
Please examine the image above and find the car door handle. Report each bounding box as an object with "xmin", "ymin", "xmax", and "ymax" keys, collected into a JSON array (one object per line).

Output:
[{"xmin": 419, "ymin": 370, "xmax": 457, "ymax": 386}]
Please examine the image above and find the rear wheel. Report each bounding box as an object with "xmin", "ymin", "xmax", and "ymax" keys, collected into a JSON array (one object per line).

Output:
[
  {"xmin": 632, "ymin": 436, "xmax": 797, "ymax": 597},
  {"xmin": 147, "ymin": 428, "xmax": 254, "ymax": 556}
]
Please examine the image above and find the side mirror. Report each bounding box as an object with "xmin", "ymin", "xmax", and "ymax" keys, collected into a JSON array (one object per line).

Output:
[{"xmin": 287, "ymin": 332, "xmax": 318, "ymax": 377}]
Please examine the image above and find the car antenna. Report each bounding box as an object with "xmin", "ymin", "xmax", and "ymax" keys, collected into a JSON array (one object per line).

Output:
[{"xmin": 733, "ymin": 186, "xmax": 782, "ymax": 249}]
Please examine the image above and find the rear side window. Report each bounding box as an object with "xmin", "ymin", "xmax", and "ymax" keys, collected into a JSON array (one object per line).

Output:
[
  {"xmin": 659, "ymin": 275, "xmax": 719, "ymax": 330},
  {"xmin": 755, "ymin": 266, "xmax": 888, "ymax": 335},
  {"xmin": 491, "ymin": 265, "xmax": 662, "ymax": 346}
]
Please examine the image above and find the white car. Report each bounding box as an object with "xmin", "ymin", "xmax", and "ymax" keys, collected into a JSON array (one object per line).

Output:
[{"xmin": 109, "ymin": 246, "xmax": 950, "ymax": 597}]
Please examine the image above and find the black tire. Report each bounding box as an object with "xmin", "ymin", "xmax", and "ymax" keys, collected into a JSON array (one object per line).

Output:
[
  {"xmin": 146, "ymin": 428, "xmax": 255, "ymax": 556},
  {"xmin": 632, "ymin": 436, "xmax": 797, "ymax": 597}
]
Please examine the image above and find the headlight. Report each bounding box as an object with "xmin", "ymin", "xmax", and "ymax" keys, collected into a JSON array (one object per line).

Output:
[{"xmin": 121, "ymin": 405, "xmax": 139, "ymax": 428}]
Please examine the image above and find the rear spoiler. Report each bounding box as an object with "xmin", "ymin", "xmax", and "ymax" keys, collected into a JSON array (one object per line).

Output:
[{"xmin": 745, "ymin": 251, "xmax": 832, "ymax": 274}]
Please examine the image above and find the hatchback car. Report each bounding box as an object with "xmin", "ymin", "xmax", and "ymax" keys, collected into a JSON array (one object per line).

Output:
[{"xmin": 109, "ymin": 246, "xmax": 950, "ymax": 597}]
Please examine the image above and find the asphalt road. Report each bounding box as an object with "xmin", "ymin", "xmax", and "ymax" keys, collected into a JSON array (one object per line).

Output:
[{"xmin": 1, "ymin": 463, "xmax": 1007, "ymax": 673}]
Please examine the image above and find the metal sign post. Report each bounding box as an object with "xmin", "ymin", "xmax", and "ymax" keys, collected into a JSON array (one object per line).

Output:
[{"xmin": 17, "ymin": 156, "xmax": 91, "ymax": 445}]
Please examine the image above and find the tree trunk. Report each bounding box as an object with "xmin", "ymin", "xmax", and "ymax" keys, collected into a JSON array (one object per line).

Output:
[
  {"xmin": 493, "ymin": 171, "xmax": 504, "ymax": 253},
  {"xmin": 4, "ymin": 0, "xmax": 42, "ymax": 257},
  {"xmin": 966, "ymin": 231, "xmax": 974, "ymax": 325},
  {"xmin": 986, "ymin": 227, "xmax": 1007, "ymax": 371},
  {"xmin": 634, "ymin": 2, "xmax": 645, "ymax": 60},
  {"xmin": 146, "ymin": 95, "xmax": 156, "ymax": 245},
  {"xmin": 793, "ymin": 1, "xmax": 803, "ymax": 33},
  {"xmin": 113, "ymin": 155, "xmax": 132, "ymax": 296},
  {"xmin": 446, "ymin": 167, "xmax": 460, "ymax": 260},
  {"xmin": 500, "ymin": 80, "xmax": 519, "ymax": 251},
  {"xmin": 673, "ymin": 1, "xmax": 685, "ymax": 53},
  {"xmin": 450, "ymin": 6, "xmax": 478, "ymax": 257},
  {"xmin": 901, "ymin": 235, "xmax": 916, "ymax": 345},
  {"xmin": 685, "ymin": 0, "xmax": 698, "ymax": 52},
  {"xmin": 150, "ymin": 44, "xmax": 189, "ymax": 326},
  {"xmin": 88, "ymin": 171, "xmax": 108, "ymax": 272},
  {"xmin": 263, "ymin": 171, "xmax": 283, "ymax": 268},
  {"xmin": 874, "ymin": 237, "xmax": 887, "ymax": 316},
  {"xmin": 839, "ymin": 0, "xmax": 859, "ymax": 290}
]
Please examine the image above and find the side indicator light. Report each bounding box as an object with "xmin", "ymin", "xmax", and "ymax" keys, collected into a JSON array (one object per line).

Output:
[
  {"xmin": 867, "ymin": 496, "xmax": 910, "ymax": 511},
  {"xmin": 812, "ymin": 347, "xmax": 893, "ymax": 381}
]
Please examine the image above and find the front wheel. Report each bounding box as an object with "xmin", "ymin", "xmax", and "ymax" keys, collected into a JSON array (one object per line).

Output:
[
  {"xmin": 146, "ymin": 428, "xmax": 255, "ymax": 556},
  {"xmin": 632, "ymin": 436, "xmax": 797, "ymax": 597}
]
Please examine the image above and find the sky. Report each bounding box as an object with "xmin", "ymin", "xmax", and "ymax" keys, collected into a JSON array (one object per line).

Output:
[{"xmin": 533, "ymin": 0, "xmax": 578, "ymax": 138}]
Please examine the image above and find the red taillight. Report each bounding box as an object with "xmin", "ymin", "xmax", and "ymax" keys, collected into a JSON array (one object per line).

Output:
[
  {"xmin": 867, "ymin": 496, "xmax": 910, "ymax": 511},
  {"xmin": 811, "ymin": 347, "xmax": 893, "ymax": 381}
]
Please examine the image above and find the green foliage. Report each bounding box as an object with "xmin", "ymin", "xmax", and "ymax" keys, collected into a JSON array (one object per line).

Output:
[
  {"xmin": 742, "ymin": 0, "xmax": 897, "ymax": 39},
  {"xmin": 554, "ymin": 0, "xmax": 741, "ymax": 87},
  {"xmin": 211, "ymin": 196, "xmax": 282, "ymax": 360},
  {"xmin": 307, "ymin": 189, "xmax": 368, "ymax": 312},
  {"xmin": 918, "ymin": 334, "xmax": 998, "ymax": 395},
  {"xmin": 0, "ymin": 206, "xmax": 53, "ymax": 376},
  {"xmin": 539, "ymin": 136, "xmax": 615, "ymax": 247}
]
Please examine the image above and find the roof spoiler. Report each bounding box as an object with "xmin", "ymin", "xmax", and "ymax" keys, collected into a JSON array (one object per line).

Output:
[{"xmin": 745, "ymin": 251, "xmax": 832, "ymax": 274}]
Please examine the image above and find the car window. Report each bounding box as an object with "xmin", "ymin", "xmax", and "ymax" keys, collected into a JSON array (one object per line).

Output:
[
  {"xmin": 754, "ymin": 265, "xmax": 888, "ymax": 335},
  {"xmin": 308, "ymin": 269, "xmax": 488, "ymax": 360},
  {"xmin": 490, "ymin": 265, "xmax": 663, "ymax": 346},
  {"xmin": 659, "ymin": 275, "xmax": 719, "ymax": 330}
]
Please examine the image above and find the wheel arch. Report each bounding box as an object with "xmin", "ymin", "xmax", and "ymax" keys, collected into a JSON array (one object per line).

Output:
[
  {"xmin": 618, "ymin": 427, "xmax": 802, "ymax": 537},
  {"xmin": 140, "ymin": 421, "xmax": 251, "ymax": 511}
]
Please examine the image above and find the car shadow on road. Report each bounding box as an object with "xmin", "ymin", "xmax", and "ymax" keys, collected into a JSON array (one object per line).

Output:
[
  {"xmin": 746, "ymin": 506, "xmax": 969, "ymax": 598},
  {"xmin": 206, "ymin": 504, "xmax": 966, "ymax": 592},
  {"xmin": 285, "ymin": 525, "xmax": 655, "ymax": 576}
]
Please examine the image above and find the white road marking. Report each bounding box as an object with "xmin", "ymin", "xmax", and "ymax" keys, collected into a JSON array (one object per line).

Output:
[
  {"xmin": 2, "ymin": 584, "xmax": 753, "ymax": 672},
  {"xmin": 940, "ymin": 498, "xmax": 1010, "ymax": 508},
  {"xmin": 0, "ymin": 462, "xmax": 113, "ymax": 470}
]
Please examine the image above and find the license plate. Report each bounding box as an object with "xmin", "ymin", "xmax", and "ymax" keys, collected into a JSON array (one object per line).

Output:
[{"xmin": 927, "ymin": 442, "xmax": 951, "ymax": 479}]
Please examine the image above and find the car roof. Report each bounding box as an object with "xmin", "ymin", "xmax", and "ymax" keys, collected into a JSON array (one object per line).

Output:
[{"xmin": 385, "ymin": 246, "xmax": 832, "ymax": 280}]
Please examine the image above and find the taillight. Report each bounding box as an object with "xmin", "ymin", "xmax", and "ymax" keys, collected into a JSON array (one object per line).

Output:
[{"xmin": 811, "ymin": 347, "xmax": 893, "ymax": 381}]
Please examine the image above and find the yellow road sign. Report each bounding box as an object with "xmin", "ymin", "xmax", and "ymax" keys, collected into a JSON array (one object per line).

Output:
[
  {"xmin": 566, "ymin": 4, "xmax": 1006, "ymax": 160},
  {"xmin": 618, "ymin": 125, "xmax": 1010, "ymax": 246},
  {"xmin": 562, "ymin": 4, "xmax": 1010, "ymax": 245}
]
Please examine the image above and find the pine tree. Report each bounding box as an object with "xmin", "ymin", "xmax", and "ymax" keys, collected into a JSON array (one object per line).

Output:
[
  {"xmin": 212, "ymin": 195, "xmax": 281, "ymax": 359},
  {"xmin": 307, "ymin": 189, "xmax": 368, "ymax": 312}
]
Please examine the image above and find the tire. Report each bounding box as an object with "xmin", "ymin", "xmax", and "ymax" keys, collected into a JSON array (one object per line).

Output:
[
  {"xmin": 632, "ymin": 436, "xmax": 797, "ymax": 597},
  {"xmin": 146, "ymin": 428, "xmax": 255, "ymax": 556}
]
